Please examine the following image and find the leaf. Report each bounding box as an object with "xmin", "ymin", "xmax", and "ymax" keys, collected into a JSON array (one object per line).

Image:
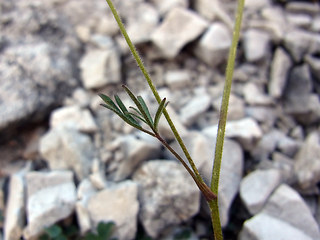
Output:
[
  {"xmin": 122, "ymin": 85, "xmax": 153, "ymax": 128},
  {"xmin": 44, "ymin": 225, "xmax": 62, "ymax": 238},
  {"xmin": 153, "ymin": 98, "xmax": 166, "ymax": 131},
  {"xmin": 97, "ymin": 222, "xmax": 115, "ymax": 239},
  {"xmin": 99, "ymin": 94, "xmax": 121, "ymax": 114},
  {"xmin": 137, "ymin": 96, "xmax": 153, "ymax": 126},
  {"xmin": 114, "ymin": 95, "xmax": 128, "ymax": 113}
]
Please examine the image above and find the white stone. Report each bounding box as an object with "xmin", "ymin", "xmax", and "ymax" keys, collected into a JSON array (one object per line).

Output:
[
  {"xmin": 203, "ymin": 118, "xmax": 263, "ymax": 150},
  {"xmin": 87, "ymin": 181, "xmax": 139, "ymax": 240},
  {"xmin": 179, "ymin": 94, "xmax": 211, "ymax": 126},
  {"xmin": 80, "ymin": 48, "xmax": 121, "ymax": 89},
  {"xmin": 243, "ymin": 29, "xmax": 270, "ymax": 62},
  {"xmin": 194, "ymin": 23, "xmax": 231, "ymax": 67},
  {"xmin": 269, "ymin": 47, "xmax": 292, "ymax": 98},
  {"xmin": 4, "ymin": 174, "xmax": 25, "ymax": 240},
  {"xmin": 164, "ymin": 70, "xmax": 191, "ymax": 89},
  {"xmin": 112, "ymin": 135, "xmax": 161, "ymax": 181},
  {"xmin": 127, "ymin": 3, "xmax": 159, "ymax": 44},
  {"xmin": 263, "ymin": 184, "xmax": 320, "ymax": 240},
  {"xmin": 239, "ymin": 213, "xmax": 313, "ymax": 240},
  {"xmin": 240, "ymin": 169, "xmax": 282, "ymax": 215},
  {"xmin": 193, "ymin": 0, "xmax": 233, "ymax": 29},
  {"xmin": 294, "ymin": 131, "xmax": 320, "ymax": 190},
  {"xmin": 23, "ymin": 171, "xmax": 76, "ymax": 239},
  {"xmin": 243, "ymin": 82, "xmax": 273, "ymax": 105},
  {"xmin": 133, "ymin": 160, "xmax": 200, "ymax": 238},
  {"xmin": 150, "ymin": 0, "xmax": 188, "ymax": 15},
  {"xmin": 39, "ymin": 127, "xmax": 95, "ymax": 180},
  {"xmin": 151, "ymin": 7, "xmax": 208, "ymax": 58},
  {"xmin": 50, "ymin": 105, "xmax": 98, "ymax": 133}
]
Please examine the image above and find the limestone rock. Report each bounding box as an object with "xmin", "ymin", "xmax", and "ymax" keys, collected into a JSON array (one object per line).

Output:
[
  {"xmin": 179, "ymin": 93, "xmax": 211, "ymax": 126},
  {"xmin": 268, "ymin": 47, "xmax": 292, "ymax": 98},
  {"xmin": 4, "ymin": 173, "xmax": 25, "ymax": 240},
  {"xmin": 24, "ymin": 171, "xmax": 77, "ymax": 239},
  {"xmin": 243, "ymin": 82, "xmax": 273, "ymax": 105},
  {"xmin": 243, "ymin": 29, "xmax": 270, "ymax": 62},
  {"xmin": 203, "ymin": 118, "xmax": 263, "ymax": 150},
  {"xmin": 39, "ymin": 127, "xmax": 95, "ymax": 180},
  {"xmin": 80, "ymin": 47, "xmax": 121, "ymax": 89},
  {"xmin": 50, "ymin": 105, "xmax": 98, "ymax": 133},
  {"xmin": 133, "ymin": 160, "xmax": 200, "ymax": 238},
  {"xmin": 150, "ymin": 0, "xmax": 188, "ymax": 15},
  {"xmin": 151, "ymin": 7, "xmax": 208, "ymax": 58},
  {"xmin": 111, "ymin": 135, "xmax": 161, "ymax": 181},
  {"xmin": 294, "ymin": 131, "xmax": 320, "ymax": 190},
  {"xmin": 194, "ymin": 23, "xmax": 231, "ymax": 67},
  {"xmin": 87, "ymin": 181, "xmax": 139, "ymax": 240},
  {"xmin": 164, "ymin": 70, "xmax": 191, "ymax": 90},
  {"xmin": 240, "ymin": 169, "xmax": 282, "ymax": 215}
]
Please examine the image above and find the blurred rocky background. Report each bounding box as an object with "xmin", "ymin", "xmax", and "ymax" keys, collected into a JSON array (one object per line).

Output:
[{"xmin": 0, "ymin": 0, "xmax": 320, "ymax": 239}]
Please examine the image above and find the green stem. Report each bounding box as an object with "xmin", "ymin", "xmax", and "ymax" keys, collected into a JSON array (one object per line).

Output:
[
  {"xmin": 105, "ymin": 0, "xmax": 205, "ymax": 185},
  {"xmin": 209, "ymin": 1, "xmax": 245, "ymax": 240}
]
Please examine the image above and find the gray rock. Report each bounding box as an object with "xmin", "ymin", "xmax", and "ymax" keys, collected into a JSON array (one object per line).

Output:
[
  {"xmin": 164, "ymin": 70, "xmax": 191, "ymax": 90},
  {"xmin": 179, "ymin": 93, "xmax": 211, "ymax": 126},
  {"xmin": 239, "ymin": 213, "xmax": 313, "ymax": 240},
  {"xmin": 284, "ymin": 29, "xmax": 320, "ymax": 62},
  {"xmin": 193, "ymin": 0, "xmax": 233, "ymax": 29},
  {"xmin": 80, "ymin": 47, "xmax": 121, "ymax": 89},
  {"xmin": 110, "ymin": 135, "xmax": 161, "ymax": 181},
  {"xmin": 126, "ymin": 3, "xmax": 159, "ymax": 44},
  {"xmin": 245, "ymin": 106, "xmax": 277, "ymax": 128},
  {"xmin": 285, "ymin": 2, "xmax": 320, "ymax": 15},
  {"xmin": 286, "ymin": 13, "xmax": 312, "ymax": 29},
  {"xmin": 87, "ymin": 181, "xmax": 139, "ymax": 240},
  {"xmin": 263, "ymin": 184, "xmax": 320, "ymax": 240},
  {"xmin": 245, "ymin": 0, "xmax": 271, "ymax": 10},
  {"xmin": 243, "ymin": 82, "xmax": 273, "ymax": 105},
  {"xmin": 305, "ymin": 55, "xmax": 320, "ymax": 83},
  {"xmin": 4, "ymin": 173, "xmax": 25, "ymax": 240},
  {"xmin": 240, "ymin": 169, "xmax": 282, "ymax": 215},
  {"xmin": 24, "ymin": 171, "xmax": 77, "ymax": 239},
  {"xmin": 150, "ymin": 0, "xmax": 188, "ymax": 15},
  {"xmin": 194, "ymin": 23, "xmax": 231, "ymax": 67},
  {"xmin": 283, "ymin": 65, "xmax": 320, "ymax": 124},
  {"xmin": 39, "ymin": 127, "xmax": 95, "ymax": 180},
  {"xmin": 151, "ymin": 7, "xmax": 208, "ymax": 58},
  {"xmin": 268, "ymin": 47, "xmax": 292, "ymax": 98},
  {"xmin": 50, "ymin": 105, "xmax": 98, "ymax": 133},
  {"xmin": 203, "ymin": 118, "xmax": 263, "ymax": 150},
  {"xmin": 294, "ymin": 131, "xmax": 320, "ymax": 190},
  {"xmin": 243, "ymin": 29, "xmax": 271, "ymax": 62},
  {"xmin": 133, "ymin": 160, "xmax": 200, "ymax": 238}
]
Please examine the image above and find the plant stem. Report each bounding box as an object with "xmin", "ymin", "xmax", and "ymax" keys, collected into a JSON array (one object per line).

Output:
[
  {"xmin": 209, "ymin": 0, "xmax": 245, "ymax": 240},
  {"xmin": 105, "ymin": 0, "xmax": 205, "ymax": 186}
]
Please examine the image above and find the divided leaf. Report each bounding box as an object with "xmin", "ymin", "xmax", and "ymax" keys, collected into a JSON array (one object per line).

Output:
[{"xmin": 154, "ymin": 98, "xmax": 167, "ymax": 131}]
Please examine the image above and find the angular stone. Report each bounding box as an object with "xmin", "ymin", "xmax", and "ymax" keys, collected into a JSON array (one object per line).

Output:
[
  {"xmin": 179, "ymin": 94, "xmax": 211, "ymax": 126},
  {"xmin": 240, "ymin": 169, "xmax": 282, "ymax": 215},
  {"xmin": 203, "ymin": 118, "xmax": 263, "ymax": 150},
  {"xmin": 284, "ymin": 29, "xmax": 320, "ymax": 62},
  {"xmin": 294, "ymin": 131, "xmax": 320, "ymax": 190},
  {"xmin": 243, "ymin": 82, "xmax": 273, "ymax": 105},
  {"xmin": 151, "ymin": 7, "xmax": 208, "ymax": 58},
  {"xmin": 126, "ymin": 3, "xmax": 159, "ymax": 44},
  {"xmin": 164, "ymin": 70, "xmax": 191, "ymax": 89},
  {"xmin": 243, "ymin": 29, "xmax": 270, "ymax": 62},
  {"xmin": 80, "ymin": 48, "xmax": 121, "ymax": 89},
  {"xmin": 133, "ymin": 160, "xmax": 200, "ymax": 238},
  {"xmin": 39, "ymin": 127, "xmax": 95, "ymax": 180},
  {"xmin": 87, "ymin": 181, "xmax": 139, "ymax": 240},
  {"xmin": 239, "ymin": 213, "xmax": 313, "ymax": 240},
  {"xmin": 194, "ymin": 23, "xmax": 231, "ymax": 67},
  {"xmin": 263, "ymin": 184, "xmax": 320, "ymax": 240},
  {"xmin": 4, "ymin": 173, "xmax": 25, "ymax": 240},
  {"xmin": 110, "ymin": 135, "xmax": 161, "ymax": 181},
  {"xmin": 50, "ymin": 105, "xmax": 98, "ymax": 133},
  {"xmin": 150, "ymin": 0, "xmax": 188, "ymax": 15},
  {"xmin": 268, "ymin": 47, "xmax": 292, "ymax": 98},
  {"xmin": 24, "ymin": 171, "xmax": 76, "ymax": 239}
]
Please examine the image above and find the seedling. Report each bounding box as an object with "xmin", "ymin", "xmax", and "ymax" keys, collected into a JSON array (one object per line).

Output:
[{"xmin": 101, "ymin": 1, "xmax": 245, "ymax": 239}]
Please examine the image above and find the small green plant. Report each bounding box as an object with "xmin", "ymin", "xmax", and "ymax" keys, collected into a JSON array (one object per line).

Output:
[
  {"xmin": 101, "ymin": 1, "xmax": 245, "ymax": 239},
  {"xmin": 40, "ymin": 224, "xmax": 77, "ymax": 240},
  {"xmin": 83, "ymin": 222, "xmax": 117, "ymax": 240}
]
